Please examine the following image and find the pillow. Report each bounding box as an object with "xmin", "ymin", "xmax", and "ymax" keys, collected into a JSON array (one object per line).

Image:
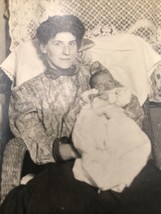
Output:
[{"xmin": 86, "ymin": 34, "xmax": 161, "ymax": 105}]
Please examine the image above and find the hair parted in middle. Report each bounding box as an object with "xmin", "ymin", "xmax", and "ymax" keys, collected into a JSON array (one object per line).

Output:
[{"xmin": 36, "ymin": 15, "xmax": 86, "ymax": 48}]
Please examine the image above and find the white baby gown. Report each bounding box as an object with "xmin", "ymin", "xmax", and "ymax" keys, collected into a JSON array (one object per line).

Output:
[{"xmin": 72, "ymin": 88, "xmax": 151, "ymax": 192}]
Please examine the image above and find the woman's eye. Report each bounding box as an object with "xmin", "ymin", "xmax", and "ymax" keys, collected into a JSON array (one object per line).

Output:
[
  {"xmin": 53, "ymin": 42, "xmax": 62, "ymax": 47},
  {"xmin": 70, "ymin": 41, "xmax": 76, "ymax": 46}
]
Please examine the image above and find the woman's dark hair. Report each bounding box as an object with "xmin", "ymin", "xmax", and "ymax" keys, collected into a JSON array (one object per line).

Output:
[{"xmin": 36, "ymin": 15, "xmax": 85, "ymax": 48}]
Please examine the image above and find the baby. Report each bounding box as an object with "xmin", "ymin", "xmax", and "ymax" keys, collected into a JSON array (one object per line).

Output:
[
  {"xmin": 82, "ymin": 61, "xmax": 132, "ymax": 117},
  {"xmin": 72, "ymin": 61, "xmax": 151, "ymax": 192}
]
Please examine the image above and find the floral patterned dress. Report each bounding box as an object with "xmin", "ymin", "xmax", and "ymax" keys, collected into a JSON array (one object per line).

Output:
[{"xmin": 9, "ymin": 64, "xmax": 90, "ymax": 164}]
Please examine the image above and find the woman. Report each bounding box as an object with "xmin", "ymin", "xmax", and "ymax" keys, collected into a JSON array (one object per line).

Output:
[
  {"xmin": 0, "ymin": 14, "xmax": 107, "ymax": 214},
  {"xmin": 1, "ymin": 15, "xmax": 161, "ymax": 214},
  {"xmin": 8, "ymin": 15, "xmax": 91, "ymax": 165}
]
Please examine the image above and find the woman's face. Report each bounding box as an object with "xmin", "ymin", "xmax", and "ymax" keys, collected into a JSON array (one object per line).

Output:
[{"xmin": 41, "ymin": 32, "xmax": 78, "ymax": 69}]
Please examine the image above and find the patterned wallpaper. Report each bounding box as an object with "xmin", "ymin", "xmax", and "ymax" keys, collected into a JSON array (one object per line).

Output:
[{"xmin": 8, "ymin": 0, "xmax": 161, "ymax": 50}]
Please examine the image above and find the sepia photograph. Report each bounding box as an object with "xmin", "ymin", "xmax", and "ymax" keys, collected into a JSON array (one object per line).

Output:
[{"xmin": 0, "ymin": 0, "xmax": 161, "ymax": 213}]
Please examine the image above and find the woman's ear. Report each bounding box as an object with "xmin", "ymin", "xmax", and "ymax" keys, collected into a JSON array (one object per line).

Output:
[{"xmin": 40, "ymin": 44, "xmax": 47, "ymax": 54}]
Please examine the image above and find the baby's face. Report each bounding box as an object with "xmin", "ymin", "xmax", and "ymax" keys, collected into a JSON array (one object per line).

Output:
[{"xmin": 93, "ymin": 73, "xmax": 116, "ymax": 92}]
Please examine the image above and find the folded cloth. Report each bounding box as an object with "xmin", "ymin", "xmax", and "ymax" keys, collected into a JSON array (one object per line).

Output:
[
  {"xmin": 87, "ymin": 34, "xmax": 161, "ymax": 105},
  {"xmin": 72, "ymin": 93, "xmax": 151, "ymax": 192},
  {"xmin": 0, "ymin": 39, "xmax": 46, "ymax": 86}
]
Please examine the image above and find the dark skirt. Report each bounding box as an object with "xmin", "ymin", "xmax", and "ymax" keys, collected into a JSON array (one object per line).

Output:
[{"xmin": 1, "ymin": 159, "xmax": 161, "ymax": 214}]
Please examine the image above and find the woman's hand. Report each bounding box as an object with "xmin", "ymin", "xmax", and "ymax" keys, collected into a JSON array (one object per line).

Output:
[
  {"xmin": 53, "ymin": 137, "xmax": 80, "ymax": 162},
  {"xmin": 59, "ymin": 143, "xmax": 79, "ymax": 160}
]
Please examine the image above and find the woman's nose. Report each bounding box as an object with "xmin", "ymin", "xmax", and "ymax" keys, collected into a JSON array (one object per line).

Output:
[{"xmin": 62, "ymin": 45, "xmax": 70, "ymax": 55}]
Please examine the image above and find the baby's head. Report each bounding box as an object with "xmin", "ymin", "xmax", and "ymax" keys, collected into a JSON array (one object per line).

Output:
[{"xmin": 90, "ymin": 62, "xmax": 116, "ymax": 92}]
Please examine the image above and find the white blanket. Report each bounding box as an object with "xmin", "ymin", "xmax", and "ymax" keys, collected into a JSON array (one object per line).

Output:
[
  {"xmin": 72, "ymin": 95, "xmax": 151, "ymax": 192},
  {"xmin": 87, "ymin": 34, "xmax": 161, "ymax": 105}
]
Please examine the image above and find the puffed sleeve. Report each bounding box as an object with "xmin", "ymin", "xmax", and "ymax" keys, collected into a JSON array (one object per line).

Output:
[{"xmin": 9, "ymin": 84, "xmax": 55, "ymax": 164}]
